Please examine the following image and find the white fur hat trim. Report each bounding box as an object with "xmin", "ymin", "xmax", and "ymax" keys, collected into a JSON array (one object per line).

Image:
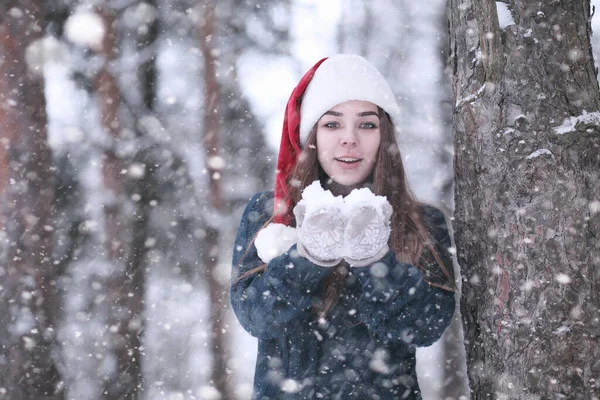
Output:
[
  {"xmin": 299, "ymin": 54, "xmax": 401, "ymax": 144},
  {"xmin": 255, "ymin": 223, "xmax": 298, "ymax": 263}
]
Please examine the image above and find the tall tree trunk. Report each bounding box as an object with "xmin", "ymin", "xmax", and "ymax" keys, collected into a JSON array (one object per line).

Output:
[
  {"xmin": 449, "ymin": 0, "xmax": 600, "ymax": 398},
  {"xmin": 198, "ymin": 2, "xmax": 234, "ymax": 398},
  {"xmin": 438, "ymin": 7, "xmax": 471, "ymax": 399},
  {"xmin": 0, "ymin": 3, "xmax": 63, "ymax": 399},
  {"xmin": 95, "ymin": 7, "xmax": 145, "ymax": 399}
]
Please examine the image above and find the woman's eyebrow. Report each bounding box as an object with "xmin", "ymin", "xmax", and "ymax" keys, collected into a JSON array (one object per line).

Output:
[
  {"xmin": 323, "ymin": 111, "xmax": 380, "ymax": 117},
  {"xmin": 358, "ymin": 111, "xmax": 380, "ymax": 118}
]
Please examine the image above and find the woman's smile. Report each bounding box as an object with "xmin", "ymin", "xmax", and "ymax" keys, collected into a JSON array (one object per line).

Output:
[{"xmin": 335, "ymin": 156, "xmax": 363, "ymax": 168}]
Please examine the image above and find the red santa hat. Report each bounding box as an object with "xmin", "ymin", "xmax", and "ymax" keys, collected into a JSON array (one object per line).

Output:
[{"xmin": 273, "ymin": 54, "xmax": 401, "ymax": 225}]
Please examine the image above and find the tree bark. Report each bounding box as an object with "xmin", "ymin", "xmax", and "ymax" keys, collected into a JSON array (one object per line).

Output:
[
  {"xmin": 437, "ymin": 7, "xmax": 471, "ymax": 399},
  {"xmin": 449, "ymin": 0, "xmax": 600, "ymax": 398},
  {"xmin": 198, "ymin": 2, "xmax": 234, "ymax": 398},
  {"xmin": 0, "ymin": 3, "xmax": 63, "ymax": 399}
]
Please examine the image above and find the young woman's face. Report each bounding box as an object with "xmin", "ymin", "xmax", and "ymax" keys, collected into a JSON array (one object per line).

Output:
[{"xmin": 316, "ymin": 100, "xmax": 381, "ymax": 192}]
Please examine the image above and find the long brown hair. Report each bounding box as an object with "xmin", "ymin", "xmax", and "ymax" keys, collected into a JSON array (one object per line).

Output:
[{"xmin": 238, "ymin": 107, "xmax": 455, "ymax": 315}]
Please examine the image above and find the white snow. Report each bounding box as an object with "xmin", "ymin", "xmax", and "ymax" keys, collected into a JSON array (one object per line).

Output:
[
  {"xmin": 280, "ymin": 379, "xmax": 302, "ymax": 393},
  {"xmin": 207, "ymin": 156, "xmax": 226, "ymax": 170},
  {"xmin": 555, "ymin": 273, "xmax": 572, "ymax": 284},
  {"xmin": 369, "ymin": 349, "xmax": 391, "ymax": 374},
  {"xmin": 64, "ymin": 11, "xmax": 106, "ymax": 50},
  {"xmin": 553, "ymin": 110, "xmax": 600, "ymax": 134},
  {"xmin": 25, "ymin": 37, "xmax": 68, "ymax": 76},
  {"xmin": 370, "ymin": 262, "xmax": 389, "ymax": 279},
  {"xmin": 297, "ymin": 180, "xmax": 344, "ymax": 212},
  {"xmin": 589, "ymin": 200, "xmax": 600, "ymax": 215},
  {"xmin": 525, "ymin": 149, "xmax": 553, "ymax": 159},
  {"xmin": 197, "ymin": 386, "xmax": 222, "ymax": 399},
  {"xmin": 496, "ymin": 2, "xmax": 515, "ymax": 29},
  {"xmin": 344, "ymin": 187, "xmax": 390, "ymax": 218},
  {"xmin": 553, "ymin": 326, "xmax": 571, "ymax": 335},
  {"xmin": 128, "ymin": 163, "xmax": 146, "ymax": 178},
  {"xmin": 297, "ymin": 181, "xmax": 390, "ymax": 219},
  {"xmin": 455, "ymin": 84, "xmax": 486, "ymax": 108}
]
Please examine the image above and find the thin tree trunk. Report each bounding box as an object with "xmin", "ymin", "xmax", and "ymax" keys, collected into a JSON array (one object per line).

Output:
[
  {"xmin": 198, "ymin": 2, "xmax": 234, "ymax": 398},
  {"xmin": 449, "ymin": 0, "xmax": 600, "ymax": 398},
  {"xmin": 0, "ymin": 3, "xmax": 63, "ymax": 399},
  {"xmin": 95, "ymin": 7, "xmax": 145, "ymax": 398},
  {"xmin": 141, "ymin": 0, "xmax": 158, "ymax": 112}
]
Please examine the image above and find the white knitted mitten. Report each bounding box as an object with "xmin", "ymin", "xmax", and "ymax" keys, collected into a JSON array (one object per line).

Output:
[
  {"xmin": 343, "ymin": 188, "xmax": 392, "ymax": 267},
  {"xmin": 294, "ymin": 181, "xmax": 345, "ymax": 267}
]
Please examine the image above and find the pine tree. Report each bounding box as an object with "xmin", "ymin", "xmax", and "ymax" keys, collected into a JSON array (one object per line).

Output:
[{"xmin": 449, "ymin": 0, "xmax": 600, "ymax": 397}]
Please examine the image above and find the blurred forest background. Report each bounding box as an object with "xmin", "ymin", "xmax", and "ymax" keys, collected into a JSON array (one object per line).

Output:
[{"xmin": 1, "ymin": 0, "xmax": 599, "ymax": 399}]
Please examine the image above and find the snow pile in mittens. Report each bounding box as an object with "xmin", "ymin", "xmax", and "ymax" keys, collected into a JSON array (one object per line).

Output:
[
  {"xmin": 254, "ymin": 181, "xmax": 390, "ymax": 264},
  {"xmin": 296, "ymin": 180, "xmax": 344, "ymax": 213},
  {"xmin": 343, "ymin": 187, "xmax": 390, "ymax": 218}
]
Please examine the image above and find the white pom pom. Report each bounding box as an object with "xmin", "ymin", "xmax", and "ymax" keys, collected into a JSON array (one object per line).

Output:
[{"xmin": 255, "ymin": 223, "xmax": 298, "ymax": 263}]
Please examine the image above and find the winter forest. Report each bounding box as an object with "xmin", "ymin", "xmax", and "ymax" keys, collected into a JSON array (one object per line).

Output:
[{"xmin": 1, "ymin": 0, "xmax": 600, "ymax": 399}]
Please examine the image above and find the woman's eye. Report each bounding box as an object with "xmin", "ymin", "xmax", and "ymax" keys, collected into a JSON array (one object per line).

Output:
[
  {"xmin": 323, "ymin": 121, "xmax": 340, "ymax": 129},
  {"xmin": 360, "ymin": 121, "xmax": 378, "ymax": 129}
]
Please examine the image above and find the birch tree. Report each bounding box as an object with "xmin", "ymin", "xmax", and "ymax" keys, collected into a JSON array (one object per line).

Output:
[{"xmin": 449, "ymin": 0, "xmax": 600, "ymax": 397}]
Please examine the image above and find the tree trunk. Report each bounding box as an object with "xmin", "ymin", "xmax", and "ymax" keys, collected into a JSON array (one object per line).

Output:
[
  {"xmin": 95, "ymin": 7, "xmax": 145, "ymax": 399},
  {"xmin": 198, "ymin": 2, "xmax": 234, "ymax": 398},
  {"xmin": 0, "ymin": 3, "xmax": 63, "ymax": 399},
  {"xmin": 449, "ymin": 0, "xmax": 600, "ymax": 398},
  {"xmin": 438, "ymin": 7, "xmax": 471, "ymax": 399}
]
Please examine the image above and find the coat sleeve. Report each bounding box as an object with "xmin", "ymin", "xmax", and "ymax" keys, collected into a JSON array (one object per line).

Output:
[
  {"xmin": 230, "ymin": 192, "xmax": 330, "ymax": 339},
  {"xmin": 353, "ymin": 206, "xmax": 456, "ymax": 347}
]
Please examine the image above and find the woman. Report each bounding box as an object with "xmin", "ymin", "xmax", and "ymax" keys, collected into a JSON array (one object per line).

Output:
[{"xmin": 231, "ymin": 54, "xmax": 456, "ymax": 399}]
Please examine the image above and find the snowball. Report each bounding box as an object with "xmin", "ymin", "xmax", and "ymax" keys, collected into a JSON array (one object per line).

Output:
[
  {"xmin": 255, "ymin": 223, "xmax": 297, "ymax": 263},
  {"xmin": 64, "ymin": 11, "xmax": 106, "ymax": 51}
]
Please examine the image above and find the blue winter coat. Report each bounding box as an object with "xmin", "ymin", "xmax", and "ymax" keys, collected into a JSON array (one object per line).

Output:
[{"xmin": 231, "ymin": 191, "xmax": 456, "ymax": 399}]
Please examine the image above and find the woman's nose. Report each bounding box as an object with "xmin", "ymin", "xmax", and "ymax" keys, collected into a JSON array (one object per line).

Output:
[{"xmin": 340, "ymin": 127, "xmax": 358, "ymax": 146}]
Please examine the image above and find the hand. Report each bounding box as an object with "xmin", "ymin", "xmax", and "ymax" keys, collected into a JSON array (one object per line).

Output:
[
  {"xmin": 293, "ymin": 181, "xmax": 345, "ymax": 266},
  {"xmin": 343, "ymin": 189, "xmax": 392, "ymax": 267}
]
